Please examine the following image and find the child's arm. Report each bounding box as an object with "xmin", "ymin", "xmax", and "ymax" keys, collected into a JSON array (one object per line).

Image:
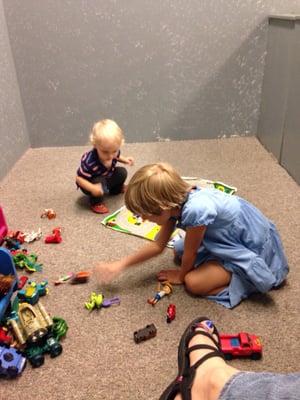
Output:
[
  {"xmin": 93, "ymin": 219, "xmax": 175, "ymax": 283},
  {"xmin": 117, "ymin": 155, "xmax": 134, "ymax": 166},
  {"xmin": 76, "ymin": 176, "xmax": 104, "ymax": 197},
  {"xmin": 179, "ymin": 225, "xmax": 206, "ymax": 279},
  {"xmin": 157, "ymin": 225, "xmax": 206, "ymax": 284}
]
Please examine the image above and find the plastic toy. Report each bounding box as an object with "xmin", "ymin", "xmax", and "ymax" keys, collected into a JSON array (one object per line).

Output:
[
  {"xmin": 11, "ymin": 250, "xmax": 43, "ymax": 273},
  {"xmin": 25, "ymin": 334, "xmax": 63, "ymax": 368},
  {"xmin": 220, "ymin": 332, "xmax": 262, "ymax": 360},
  {"xmin": 54, "ymin": 273, "xmax": 74, "ymax": 285},
  {"xmin": 147, "ymin": 281, "xmax": 173, "ymax": 305},
  {"xmin": 6, "ymin": 230, "xmax": 25, "ymax": 244},
  {"xmin": 23, "ymin": 228, "xmax": 42, "ymax": 243},
  {"xmin": 0, "ymin": 344, "xmax": 27, "ymax": 378},
  {"xmin": 52, "ymin": 317, "xmax": 68, "ymax": 341},
  {"xmin": 18, "ymin": 276, "xmax": 29, "ymax": 290},
  {"xmin": 45, "ymin": 227, "xmax": 62, "ymax": 244},
  {"xmin": 41, "ymin": 209, "xmax": 56, "ymax": 219},
  {"xmin": 17, "ymin": 280, "xmax": 49, "ymax": 305},
  {"xmin": 0, "ymin": 327, "xmax": 13, "ymax": 345},
  {"xmin": 3, "ymin": 237, "xmax": 21, "ymax": 250},
  {"xmin": 0, "ymin": 206, "xmax": 8, "ymax": 244},
  {"xmin": 84, "ymin": 293, "xmax": 120, "ymax": 311},
  {"xmin": 0, "ymin": 248, "xmax": 18, "ymax": 321},
  {"xmin": 71, "ymin": 270, "xmax": 90, "ymax": 284},
  {"xmin": 85, "ymin": 293, "xmax": 103, "ymax": 311},
  {"xmin": 133, "ymin": 323, "xmax": 157, "ymax": 344},
  {"xmin": 8, "ymin": 301, "xmax": 53, "ymax": 345},
  {"xmin": 166, "ymin": 304, "xmax": 176, "ymax": 323},
  {"xmin": 102, "ymin": 297, "xmax": 120, "ymax": 307}
]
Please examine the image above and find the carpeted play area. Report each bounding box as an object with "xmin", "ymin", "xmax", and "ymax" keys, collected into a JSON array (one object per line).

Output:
[{"xmin": 1, "ymin": 137, "xmax": 299, "ymax": 400}]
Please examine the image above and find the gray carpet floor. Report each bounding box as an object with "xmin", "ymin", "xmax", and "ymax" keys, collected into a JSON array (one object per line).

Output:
[{"xmin": 1, "ymin": 137, "xmax": 299, "ymax": 400}]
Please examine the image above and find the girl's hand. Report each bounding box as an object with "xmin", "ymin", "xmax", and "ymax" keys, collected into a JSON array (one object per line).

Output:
[
  {"xmin": 125, "ymin": 156, "xmax": 134, "ymax": 166},
  {"xmin": 93, "ymin": 261, "xmax": 124, "ymax": 284},
  {"xmin": 157, "ymin": 269, "xmax": 184, "ymax": 285}
]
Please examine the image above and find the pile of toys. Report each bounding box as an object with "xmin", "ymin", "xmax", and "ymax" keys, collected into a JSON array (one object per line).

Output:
[{"xmin": 0, "ymin": 206, "xmax": 68, "ymax": 379}]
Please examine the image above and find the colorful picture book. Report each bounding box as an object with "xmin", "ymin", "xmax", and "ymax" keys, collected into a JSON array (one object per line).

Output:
[{"xmin": 101, "ymin": 178, "xmax": 237, "ymax": 247}]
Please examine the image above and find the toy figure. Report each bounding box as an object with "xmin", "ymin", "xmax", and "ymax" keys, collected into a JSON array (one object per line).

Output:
[
  {"xmin": 12, "ymin": 251, "xmax": 43, "ymax": 272},
  {"xmin": 70, "ymin": 271, "xmax": 90, "ymax": 284},
  {"xmin": 85, "ymin": 292, "xmax": 104, "ymax": 311},
  {"xmin": 84, "ymin": 292, "xmax": 120, "ymax": 311},
  {"xmin": 24, "ymin": 228, "xmax": 42, "ymax": 243},
  {"xmin": 54, "ymin": 273, "xmax": 74, "ymax": 285},
  {"xmin": 41, "ymin": 208, "xmax": 56, "ymax": 219},
  {"xmin": 147, "ymin": 281, "xmax": 173, "ymax": 306},
  {"xmin": 45, "ymin": 227, "xmax": 62, "ymax": 244}
]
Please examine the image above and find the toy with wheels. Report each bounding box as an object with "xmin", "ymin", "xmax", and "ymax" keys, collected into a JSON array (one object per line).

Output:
[
  {"xmin": 220, "ymin": 332, "xmax": 262, "ymax": 360},
  {"xmin": 0, "ymin": 248, "xmax": 18, "ymax": 321}
]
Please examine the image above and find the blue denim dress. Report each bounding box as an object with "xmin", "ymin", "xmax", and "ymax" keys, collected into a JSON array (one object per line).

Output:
[{"xmin": 174, "ymin": 188, "xmax": 289, "ymax": 308}]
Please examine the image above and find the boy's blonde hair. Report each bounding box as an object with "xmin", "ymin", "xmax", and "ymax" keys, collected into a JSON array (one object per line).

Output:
[
  {"xmin": 125, "ymin": 163, "xmax": 190, "ymax": 216},
  {"xmin": 89, "ymin": 119, "xmax": 124, "ymax": 146}
]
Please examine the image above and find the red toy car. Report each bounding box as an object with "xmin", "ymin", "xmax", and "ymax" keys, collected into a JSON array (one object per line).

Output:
[
  {"xmin": 166, "ymin": 304, "xmax": 176, "ymax": 323},
  {"xmin": 220, "ymin": 332, "xmax": 262, "ymax": 360}
]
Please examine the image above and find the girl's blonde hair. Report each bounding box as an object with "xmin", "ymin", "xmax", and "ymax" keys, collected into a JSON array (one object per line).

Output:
[
  {"xmin": 89, "ymin": 119, "xmax": 124, "ymax": 146},
  {"xmin": 125, "ymin": 163, "xmax": 190, "ymax": 216}
]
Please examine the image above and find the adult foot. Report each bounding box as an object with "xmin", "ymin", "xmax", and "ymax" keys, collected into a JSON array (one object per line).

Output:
[{"xmin": 160, "ymin": 317, "xmax": 239, "ymax": 400}]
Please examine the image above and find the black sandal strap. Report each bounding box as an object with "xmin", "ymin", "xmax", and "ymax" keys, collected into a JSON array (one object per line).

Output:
[
  {"xmin": 187, "ymin": 344, "xmax": 219, "ymax": 356},
  {"xmin": 185, "ymin": 329, "xmax": 221, "ymax": 350},
  {"xmin": 191, "ymin": 350, "xmax": 224, "ymax": 370},
  {"xmin": 180, "ymin": 351, "xmax": 224, "ymax": 400}
]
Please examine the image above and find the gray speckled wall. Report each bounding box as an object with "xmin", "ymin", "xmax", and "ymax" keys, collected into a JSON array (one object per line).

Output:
[
  {"xmin": 0, "ymin": 0, "xmax": 29, "ymax": 181},
  {"xmin": 3, "ymin": 0, "xmax": 300, "ymax": 147}
]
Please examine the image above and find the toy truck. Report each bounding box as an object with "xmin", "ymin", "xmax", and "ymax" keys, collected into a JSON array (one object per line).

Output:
[
  {"xmin": 220, "ymin": 332, "xmax": 262, "ymax": 360},
  {"xmin": 7, "ymin": 301, "xmax": 62, "ymax": 367}
]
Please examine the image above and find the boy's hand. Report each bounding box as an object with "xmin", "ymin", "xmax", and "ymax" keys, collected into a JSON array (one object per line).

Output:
[
  {"xmin": 93, "ymin": 261, "xmax": 124, "ymax": 284},
  {"xmin": 157, "ymin": 269, "xmax": 183, "ymax": 285},
  {"xmin": 125, "ymin": 156, "xmax": 134, "ymax": 166}
]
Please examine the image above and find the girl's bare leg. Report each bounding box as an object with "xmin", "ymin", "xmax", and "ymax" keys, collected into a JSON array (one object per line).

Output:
[{"xmin": 184, "ymin": 260, "xmax": 231, "ymax": 296}]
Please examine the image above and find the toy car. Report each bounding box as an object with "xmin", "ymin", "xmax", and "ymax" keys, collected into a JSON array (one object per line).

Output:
[
  {"xmin": 220, "ymin": 332, "xmax": 262, "ymax": 360},
  {"xmin": 0, "ymin": 344, "xmax": 26, "ymax": 378},
  {"xmin": 166, "ymin": 304, "xmax": 176, "ymax": 323},
  {"xmin": 25, "ymin": 334, "xmax": 63, "ymax": 368},
  {"xmin": 133, "ymin": 323, "xmax": 157, "ymax": 344}
]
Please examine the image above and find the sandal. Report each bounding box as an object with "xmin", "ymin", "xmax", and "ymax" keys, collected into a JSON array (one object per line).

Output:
[
  {"xmin": 160, "ymin": 317, "xmax": 224, "ymax": 400},
  {"xmin": 91, "ymin": 203, "xmax": 109, "ymax": 214}
]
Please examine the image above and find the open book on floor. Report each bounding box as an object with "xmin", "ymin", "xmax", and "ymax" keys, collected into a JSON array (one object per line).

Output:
[{"xmin": 101, "ymin": 178, "xmax": 237, "ymax": 248}]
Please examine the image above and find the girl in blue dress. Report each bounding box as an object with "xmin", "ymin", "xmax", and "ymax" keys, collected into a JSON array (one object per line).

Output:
[{"xmin": 94, "ymin": 163, "xmax": 289, "ymax": 308}]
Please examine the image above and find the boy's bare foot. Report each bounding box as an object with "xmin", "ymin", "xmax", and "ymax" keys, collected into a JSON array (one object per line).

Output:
[{"xmin": 91, "ymin": 203, "xmax": 109, "ymax": 214}]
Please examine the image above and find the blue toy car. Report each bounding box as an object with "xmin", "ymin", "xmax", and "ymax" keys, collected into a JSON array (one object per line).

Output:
[{"xmin": 0, "ymin": 344, "xmax": 27, "ymax": 378}]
